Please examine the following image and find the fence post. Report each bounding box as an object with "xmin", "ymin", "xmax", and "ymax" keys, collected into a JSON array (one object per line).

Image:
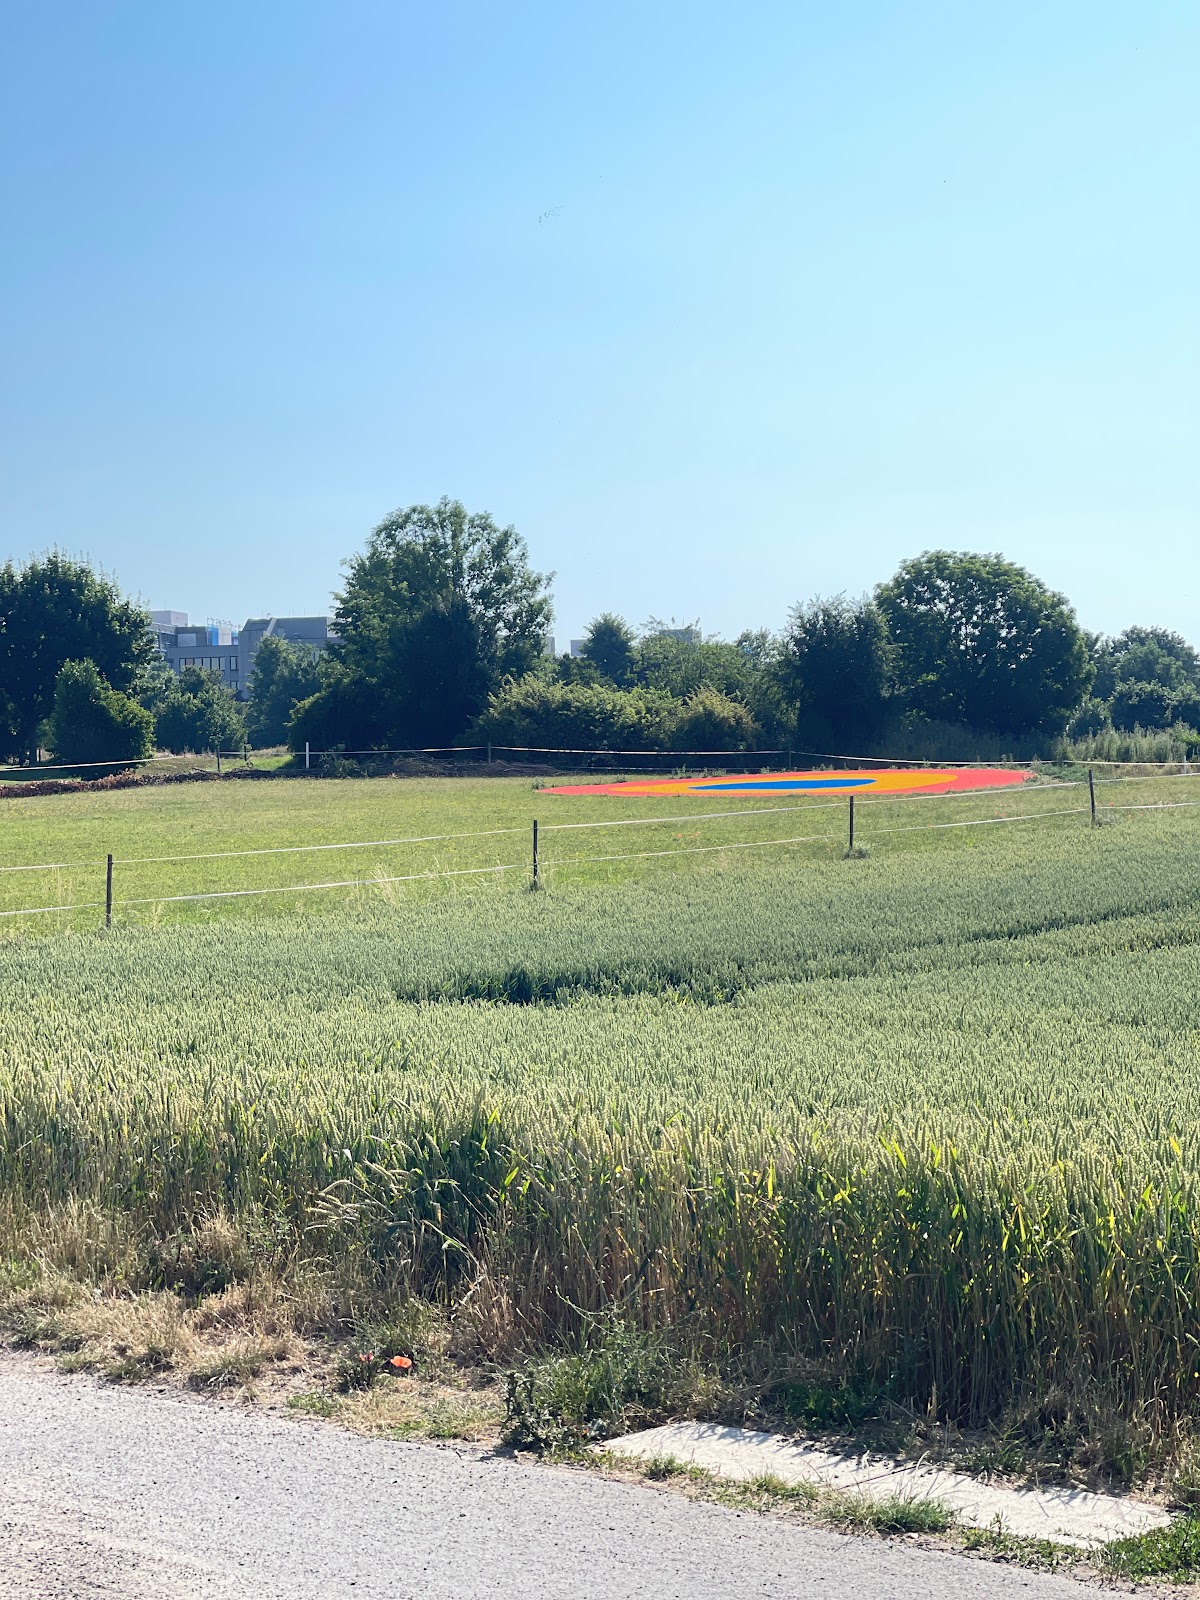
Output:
[
  {"xmin": 305, "ymin": 741, "xmax": 310, "ymax": 771},
  {"xmin": 487, "ymin": 742, "xmax": 492, "ymax": 766},
  {"xmin": 1088, "ymin": 768, "xmax": 1096, "ymax": 826},
  {"xmin": 243, "ymin": 743, "xmax": 249, "ymax": 764},
  {"xmin": 849, "ymin": 794, "xmax": 855, "ymax": 853},
  {"xmin": 532, "ymin": 818, "xmax": 539, "ymax": 885},
  {"xmin": 105, "ymin": 854, "xmax": 113, "ymax": 929},
  {"xmin": 216, "ymin": 749, "xmax": 222, "ymax": 774}
]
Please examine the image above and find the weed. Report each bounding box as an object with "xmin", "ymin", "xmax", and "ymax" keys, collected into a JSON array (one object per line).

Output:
[
  {"xmin": 503, "ymin": 1319, "xmax": 689, "ymax": 1453},
  {"xmin": 960, "ymin": 1527, "xmax": 1075, "ymax": 1570},
  {"xmin": 822, "ymin": 1488, "xmax": 954, "ymax": 1535},
  {"xmin": 188, "ymin": 1335, "xmax": 290, "ymax": 1390},
  {"xmin": 1101, "ymin": 1517, "xmax": 1200, "ymax": 1582},
  {"xmin": 288, "ymin": 1391, "xmax": 341, "ymax": 1418}
]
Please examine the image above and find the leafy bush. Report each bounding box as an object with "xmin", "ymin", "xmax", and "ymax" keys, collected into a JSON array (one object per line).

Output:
[
  {"xmin": 503, "ymin": 1319, "xmax": 687, "ymax": 1452},
  {"xmin": 48, "ymin": 658, "xmax": 154, "ymax": 767},
  {"xmin": 470, "ymin": 676, "xmax": 758, "ymax": 753},
  {"xmin": 668, "ymin": 687, "xmax": 758, "ymax": 751},
  {"xmin": 470, "ymin": 676, "xmax": 676, "ymax": 751},
  {"xmin": 156, "ymin": 667, "xmax": 246, "ymax": 754},
  {"xmin": 1057, "ymin": 722, "xmax": 1200, "ymax": 764}
]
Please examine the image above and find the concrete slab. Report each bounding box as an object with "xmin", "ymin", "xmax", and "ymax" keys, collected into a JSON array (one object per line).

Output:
[{"xmin": 599, "ymin": 1423, "xmax": 1172, "ymax": 1548}]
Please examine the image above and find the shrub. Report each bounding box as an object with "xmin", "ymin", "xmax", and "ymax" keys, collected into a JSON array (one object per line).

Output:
[
  {"xmin": 156, "ymin": 667, "xmax": 246, "ymax": 754},
  {"xmin": 503, "ymin": 1318, "xmax": 687, "ymax": 1452},
  {"xmin": 470, "ymin": 676, "xmax": 760, "ymax": 754},
  {"xmin": 668, "ymin": 687, "xmax": 758, "ymax": 751},
  {"xmin": 470, "ymin": 676, "xmax": 676, "ymax": 752},
  {"xmin": 48, "ymin": 659, "xmax": 154, "ymax": 767}
]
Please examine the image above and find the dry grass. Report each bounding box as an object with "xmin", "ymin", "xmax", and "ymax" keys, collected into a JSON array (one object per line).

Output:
[
  {"xmin": 334, "ymin": 1382, "xmax": 503, "ymax": 1442},
  {"xmin": 1, "ymin": 1264, "xmax": 306, "ymax": 1390}
]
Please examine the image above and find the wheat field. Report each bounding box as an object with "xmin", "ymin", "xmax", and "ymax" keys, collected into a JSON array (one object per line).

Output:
[{"xmin": 2, "ymin": 769, "xmax": 1198, "ymax": 1439}]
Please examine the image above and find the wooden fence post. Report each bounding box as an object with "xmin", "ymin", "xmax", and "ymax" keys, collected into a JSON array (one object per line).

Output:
[
  {"xmin": 105, "ymin": 854, "xmax": 113, "ymax": 929},
  {"xmin": 1089, "ymin": 768, "xmax": 1096, "ymax": 826},
  {"xmin": 849, "ymin": 794, "xmax": 855, "ymax": 853},
  {"xmin": 532, "ymin": 819, "xmax": 539, "ymax": 884}
]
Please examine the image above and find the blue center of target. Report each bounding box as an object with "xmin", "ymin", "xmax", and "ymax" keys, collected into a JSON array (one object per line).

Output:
[{"xmin": 690, "ymin": 778, "xmax": 877, "ymax": 791}]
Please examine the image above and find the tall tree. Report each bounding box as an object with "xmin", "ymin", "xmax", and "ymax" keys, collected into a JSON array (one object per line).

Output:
[
  {"xmin": 776, "ymin": 595, "xmax": 890, "ymax": 747},
  {"xmin": 297, "ymin": 498, "xmax": 552, "ymax": 749},
  {"xmin": 1091, "ymin": 627, "xmax": 1200, "ymax": 701},
  {"xmin": 633, "ymin": 629, "xmax": 758, "ymax": 702},
  {"xmin": 876, "ymin": 552, "xmax": 1092, "ymax": 736},
  {"xmin": 0, "ymin": 553, "xmax": 154, "ymax": 760},
  {"xmin": 579, "ymin": 613, "xmax": 635, "ymax": 686},
  {"xmin": 246, "ymin": 636, "xmax": 324, "ymax": 747},
  {"xmin": 1109, "ymin": 680, "xmax": 1186, "ymax": 732}
]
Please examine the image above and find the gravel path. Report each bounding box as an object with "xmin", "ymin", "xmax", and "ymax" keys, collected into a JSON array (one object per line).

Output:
[{"xmin": 0, "ymin": 1357, "xmax": 1100, "ymax": 1599}]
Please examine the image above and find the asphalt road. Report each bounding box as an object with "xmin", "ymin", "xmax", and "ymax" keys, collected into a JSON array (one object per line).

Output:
[{"xmin": 0, "ymin": 1357, "xmax": 1101, "ymax": 1600}]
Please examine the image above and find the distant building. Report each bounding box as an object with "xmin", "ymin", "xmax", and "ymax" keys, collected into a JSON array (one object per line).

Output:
[
  {"xmin": 237, "ymin": 616, "xmax": 334, "ymax": 695},
  {"xmin": 150, "ymin": 609, "xmax": 188, "ymax": 633},
  {"xmin": 569, "ymin": 639, "xmax": 587, "ymax": 658},
  {"xmin": 151, "ymin": 613, "xmax": 243, "ymax": 694},
  {"xmin": 652, "ymin": 624, "xmax": 700, "ymax": 644},
  {"xmin": 149, "ymin": 611, "xmax": 334, "ymax": 699}
]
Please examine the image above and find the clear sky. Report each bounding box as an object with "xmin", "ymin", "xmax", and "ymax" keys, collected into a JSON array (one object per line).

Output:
[{"xmin": 2, "ymin": 2, "xmax": 1196, "ymax": 646}]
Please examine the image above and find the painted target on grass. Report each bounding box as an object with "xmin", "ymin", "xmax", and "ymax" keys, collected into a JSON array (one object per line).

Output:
[{"xmin": 541, "ymin": 768, "xmax": 1029, "ymax": 798}]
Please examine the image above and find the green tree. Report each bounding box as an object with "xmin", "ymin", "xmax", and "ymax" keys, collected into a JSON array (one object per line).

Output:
[
  {"xmin": 876, "ymin": 552, "xmax": 1093, "ymax": 736},
  {"xmin": 47, "ymin": 659, "xmax": 154, "ymax": 767},
  {"xmin": 298, "ymin": 498, "xmax": 553, "ymax": 750},
  {"xmin": 1109, "ymin": 680, "xmax": 1181, "ymax": 732},
  {"xmin": 246, "ymin": 636, "xmax": 324, "ymax": 747},
  {"xmin": 776, "ymin": 595, "xmax": 891, "ymax": 748},
  {"xmin": 0, "ymin": 553, "xmax": 154, "ymax": 760},
  {"xmin": 1067, "ymin": 697, "xmax": 1112, "ymax": 738},
  {"xmin": 155, "ymin": 667, "xmax": 246, "ymax": 753},
  {"xmin": 1092, "ymin": 627, "xmax": 1200, "ymax": 701},
  {"xmin": 579, "ymin": 614, "xmax": 635, "ymax": 685},
  {"xmin": 136, "ymin": 652, "xmax": 178, "ymax": 716},
  {"xmin": 633, "ymin": 630, "xmax": 759, "ymax": 702},
  {"xmin": 551, "ymin": 650, "xmax": 603, "ymax": 688},
  {"xmin": 1173, "ymin": 683, "xmax": 1200, "ymax": 730}
]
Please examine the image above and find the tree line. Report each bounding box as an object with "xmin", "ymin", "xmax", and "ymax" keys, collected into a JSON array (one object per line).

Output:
[{"xmin": 2, "ymin": 504, "xmax": 1197, "ymax": 769}]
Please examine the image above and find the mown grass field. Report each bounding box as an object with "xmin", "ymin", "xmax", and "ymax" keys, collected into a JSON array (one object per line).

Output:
[{"xmin": 2, "ymin": 768, "xmax": 1199, "ymax": 1470}]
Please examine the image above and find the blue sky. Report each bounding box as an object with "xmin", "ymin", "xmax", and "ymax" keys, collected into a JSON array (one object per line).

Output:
[{"xmin": 2, "ymin": 2, "xmax": 1196, "ymax": 645}]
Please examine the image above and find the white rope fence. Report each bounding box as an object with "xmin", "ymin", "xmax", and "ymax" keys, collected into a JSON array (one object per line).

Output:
[
  {"xmin": 4, "ymin": 786, "xmax": 1198, "ymax": 923},
  {"xmin": 3, "ymin": 740, "xmax": 1196, "ymax": 783}
]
